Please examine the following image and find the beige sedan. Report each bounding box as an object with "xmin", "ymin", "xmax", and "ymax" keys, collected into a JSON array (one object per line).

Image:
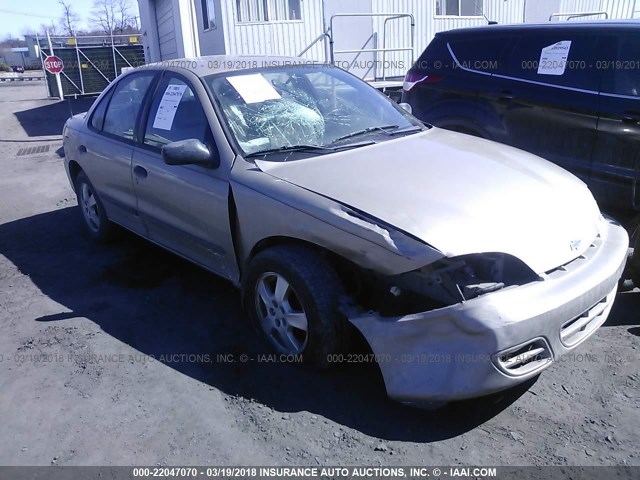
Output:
[{"xmin": 63, "ymin": 56, "xmax": 628, "ymax": 403}]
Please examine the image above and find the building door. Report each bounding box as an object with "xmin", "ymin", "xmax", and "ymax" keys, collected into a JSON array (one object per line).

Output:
[{"xmin": 155, "ymin": 0, "xmax": 179, "ymax": 60}]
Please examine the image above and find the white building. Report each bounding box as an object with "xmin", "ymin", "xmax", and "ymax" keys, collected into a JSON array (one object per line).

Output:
[{"xmin": 136, "ymin": 0, "xmax": 639, "ymax": 79}]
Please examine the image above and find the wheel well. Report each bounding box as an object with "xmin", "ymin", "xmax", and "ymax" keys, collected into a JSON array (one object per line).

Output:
[
  {"xmin": 248, "ymin": 236, "xmax": 328, "ymax": 265},
  {"xmin": 68, "ymin": 160, "xmax": 82, "ymax": 185},
  {"xmin": 243, "ymin": 236, "xmax": 377, "ymax": 353},
  {"xmin": 245, "ymin": 236, "xmax": 359, "ymax": 290}
]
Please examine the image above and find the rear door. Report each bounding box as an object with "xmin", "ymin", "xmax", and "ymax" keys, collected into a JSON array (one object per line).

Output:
[
  {"xmin": 80, "ymin": 71, "xmax": 157, "ymax": 234},
  {"xmin": 131, "ymin": 72, "xmax": 238, "ymax": 281},
  {"xmin": 485, "ymin": 31, "xmax": 601, "ymax": 182},
  {"xmin": 591, "ymin": 29, "xmax": 640, "ymax": 212}
]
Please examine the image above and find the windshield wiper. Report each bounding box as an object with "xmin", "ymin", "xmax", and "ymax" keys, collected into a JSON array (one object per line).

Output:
[
  {"xmin": 245, "ymin": 144, "xmax": 337, "ymax": 158},
  {"xmin": 388, "ymin": 125, "xmax": 425, "ymax": 135},
  {"xmin": 245, "ymin": 141, "xmax": 377, "ymax": 158},
  {"xmin": 331, "ymin": 125, "xmax": 400, "ymax": 144}
]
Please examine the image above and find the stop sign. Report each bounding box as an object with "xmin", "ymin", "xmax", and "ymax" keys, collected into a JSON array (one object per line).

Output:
[{"xmin": 44, "ymin": 56, "xmax": 64, "ymax": 74}]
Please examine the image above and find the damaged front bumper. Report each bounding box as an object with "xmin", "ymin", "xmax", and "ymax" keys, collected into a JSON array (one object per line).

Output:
[{"xmin": 349, "ymin": 219, "xmax": 629, "ymax": 402}]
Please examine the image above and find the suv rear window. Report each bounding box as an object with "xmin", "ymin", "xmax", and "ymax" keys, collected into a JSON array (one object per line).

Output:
[
  {"xmin": 600, "ymin": 31, "xmax": 640, "ymax": 97},
  {"xmin": 502, "ymin": 34, "xmax": 599, "ymax": 91},
  {"xmin": 447, "ymin": 35, "xmax": 509, "ymax": 74},
  {"xmin": 414, "ymin": 36, "xmax": 449, "ymax": 71}
]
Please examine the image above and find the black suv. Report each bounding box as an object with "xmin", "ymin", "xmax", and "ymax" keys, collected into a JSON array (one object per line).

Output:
[{"xmin": 403, "ymin": 21, "xmax": 640, "ymax": 281}]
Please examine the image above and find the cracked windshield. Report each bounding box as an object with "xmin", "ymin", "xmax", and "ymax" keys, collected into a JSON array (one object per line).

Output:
[{"xmin": 206, "ymin": 66, "xmax": 424, "ymax": 158}]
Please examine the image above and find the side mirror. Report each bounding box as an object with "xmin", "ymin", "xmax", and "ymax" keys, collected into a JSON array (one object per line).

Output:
[
  {"xmin": 161, "ymin": 139, "xmax": 220, "ymax": 168},
  {"xmin": 399, "ymin": 102, "xmax": 413, "ymax": 115}
]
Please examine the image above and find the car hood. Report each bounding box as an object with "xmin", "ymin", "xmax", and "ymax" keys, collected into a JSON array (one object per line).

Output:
[{"xmin": 255, "ymin": 128, "xmax": 602, "ymax": 274}]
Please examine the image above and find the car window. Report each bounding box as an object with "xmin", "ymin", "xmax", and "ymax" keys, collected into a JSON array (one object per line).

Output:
[
  {"xmin": 103, "ymin": 73, "xmax": 155, "ymax": 140},
  {"xmin": 90, "ymin": 89, "xmax": 112, "ymax": 131},
  {"xmin": 447, "ymin": 35, "xmax": 508, "ymax": 74},
  {"xmin": 600, "ymin": 32, "xmax": 640, "ymax": 97},
  {"xmin": 144, "ymin": 76, "xmax": 213, "ymax": 149},
  {"xmin": 206, "ymin": 66, "xmax": 421, "ymax": 156},
  {"xmin": 503, "ymin": 34, "xmax": 599, "ymax": 91},
  {"xmin": 415, "ymin": 36, "xmax": 448, "ymax": 69}
]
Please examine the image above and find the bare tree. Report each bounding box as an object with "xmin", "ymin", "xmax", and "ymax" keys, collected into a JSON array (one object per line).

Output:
[
  {"xmin": 91, "ymin": 0, "xmax": 135, "ymax": 35},
  {"xmin": 59, "ymin": 0, "xmax": 80, "ymax": 36},
  {"xmin": 39, "ymin": 22, "xmax": 59, "ymax": 36},
  {"xmin": 0, "ymin": 34, "xmax": 26, "ymax": 48},
  {"xmin": 115, "ymin": 0, "xmax": 134, "ymax": 33}
]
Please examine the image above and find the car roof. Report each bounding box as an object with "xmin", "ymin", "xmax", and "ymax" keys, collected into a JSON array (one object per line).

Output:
[
  {"xmin": 142, "ymin": 55, "xmax": 322, "ymax": 78},
  {"xmin": 439, "ymin": 19, "xmax": 640, "ymax": 37}
]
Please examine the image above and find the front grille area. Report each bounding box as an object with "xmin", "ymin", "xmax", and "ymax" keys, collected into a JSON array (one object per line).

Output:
[
  {"xmin": 560, "ymin": 293, "xmax": 611, "ymax": 348},
  {"xmin": 544, "ymin": 234, "xmax": 602, "ymax": 280},
  {"xmin": 494, "ymin": 338, "xmax": 552, "ymax": 377}
]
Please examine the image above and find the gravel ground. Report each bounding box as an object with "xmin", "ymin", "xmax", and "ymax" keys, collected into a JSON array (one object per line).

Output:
[{"xmin": 0, "ymin": 82, "xmax": 638, "ymax": 468}]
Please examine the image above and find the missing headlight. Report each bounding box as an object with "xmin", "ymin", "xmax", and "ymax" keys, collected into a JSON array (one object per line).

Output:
[{"xmin": 391, "ymin": 253, "xmax": 540, "ymax": 306}]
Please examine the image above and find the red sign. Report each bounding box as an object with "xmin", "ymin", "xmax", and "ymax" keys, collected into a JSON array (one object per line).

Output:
[{"xmin": 44, "ymin": 56, "xmax": 64, "ymax": 74}]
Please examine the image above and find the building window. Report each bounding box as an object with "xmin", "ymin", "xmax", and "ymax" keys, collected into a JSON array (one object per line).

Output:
[
  {"xmin": 202, "ymin": 0, "xmax": 217, "ymax": 30},
  {"xmin": 436, "ymin": 0, "xmax": 483, "ymax": 17},
  {"xmin": 236, "ymin": 0, "xmax": 302, "ymax": 23},
  {"xmin": 272, "ymin": 0, "xmax": 301, "ymax": 20}
]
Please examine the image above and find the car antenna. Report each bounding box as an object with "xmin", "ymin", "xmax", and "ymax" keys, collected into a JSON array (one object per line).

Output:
[{"xmin": 475, "ymin": 0, "xmax": 497, "ymax": 24}]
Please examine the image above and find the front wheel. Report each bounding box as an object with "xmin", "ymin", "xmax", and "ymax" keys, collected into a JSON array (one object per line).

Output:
[{"xmin": 243, "ymin": 245, "xmax": 347, "ymax": 369}]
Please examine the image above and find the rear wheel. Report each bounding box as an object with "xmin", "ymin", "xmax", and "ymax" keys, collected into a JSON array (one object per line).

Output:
[
  {"xmin": 74, "ymin": 171, "xmax": 114, "ymax": 242},
  {"xmin": 243, "ymin": 245, "xmax": 347, "ymax": 368}
]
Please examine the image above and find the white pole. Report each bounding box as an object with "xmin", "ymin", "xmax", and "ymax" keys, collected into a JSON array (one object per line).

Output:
[
  {"xmin": 36, "ymin": 33, "xmax": 51, "ymax": 98},
  {"xmin": 74, "ymin": 31, "xmax": 84, "ymax": 94},
  {"xmin": 46, "ymin": 30, "xmax": 64, "ymax": 99},
  {"xmin": 111, "ymin": 30, "xmax": 118, "ymax": 78}
]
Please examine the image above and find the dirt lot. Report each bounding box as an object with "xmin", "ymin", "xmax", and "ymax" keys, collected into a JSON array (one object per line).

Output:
[{"xmin": 0, "ymin": 81, "xmax": 638, "ymax": 468}]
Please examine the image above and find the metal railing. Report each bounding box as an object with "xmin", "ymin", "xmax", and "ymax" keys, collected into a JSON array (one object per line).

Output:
[
  {"xmin": 297, "ymin": 32, "xmax": 330, "ymax": 63},
  {"xmin": 298, "ymin": 12, "xmax": 415, "ymax": 83},
  {"xmin": 381, "ymin": 14, "xmax": 415, "ymax": 81},
  {"xmin": 35, "ymin": 32, "xmax": 144, "ymax": 98},
  {"xmin": 329, "ymin": 13, "xmax": 415, "ymax": 81},
  {"xmin": 549, "ymin": 11, "xmax": 609, "ymax": 21}
]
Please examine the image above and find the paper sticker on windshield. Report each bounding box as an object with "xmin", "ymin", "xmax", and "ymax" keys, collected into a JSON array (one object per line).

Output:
[
  {"xmin": 537, "ymin": 41, "xmax": 572, "ymax": 76},
  {"xmin": 153, "ymin": 84, "xmax": 188, "ymax": 130},
  {"xmin": 227, "ymin": 73, "xmax": 281, "ymax": 104}
]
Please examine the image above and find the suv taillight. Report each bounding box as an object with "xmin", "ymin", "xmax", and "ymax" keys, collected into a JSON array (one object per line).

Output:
[{"xmin": 403, "ymin": 72, "xmax": 444, "ymax": 92}]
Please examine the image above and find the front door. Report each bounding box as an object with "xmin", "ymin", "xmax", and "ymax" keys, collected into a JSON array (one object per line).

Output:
[{"xmin": 131, "ymin": 72, "xmax": 238, "ymax": 281}]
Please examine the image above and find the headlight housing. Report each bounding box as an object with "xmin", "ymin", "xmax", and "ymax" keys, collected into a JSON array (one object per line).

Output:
[{"xmin": 392, "ymin": 253, "xmax": 540, "ymax": 306}]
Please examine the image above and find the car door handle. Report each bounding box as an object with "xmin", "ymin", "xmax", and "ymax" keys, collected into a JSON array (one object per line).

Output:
[
  {"xmin": 78, "ymin": 145, "xmax": 87, "ymax": 153},
  {"xmin": 498, "ymin": 90, "xmax": 515, "ymax": 101},
  {"xmin": 133, "ymin": 165, "xmax": 148, "ymax": 179}
]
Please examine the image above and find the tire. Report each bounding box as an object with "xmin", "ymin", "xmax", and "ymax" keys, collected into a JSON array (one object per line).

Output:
[
  {"xmin": 242, "ymin": 245, "xmax": 347, "ymax": 369},
  {"xmin": 74, "ymin": 171, "xmax": 114, "ymax": 242}
]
